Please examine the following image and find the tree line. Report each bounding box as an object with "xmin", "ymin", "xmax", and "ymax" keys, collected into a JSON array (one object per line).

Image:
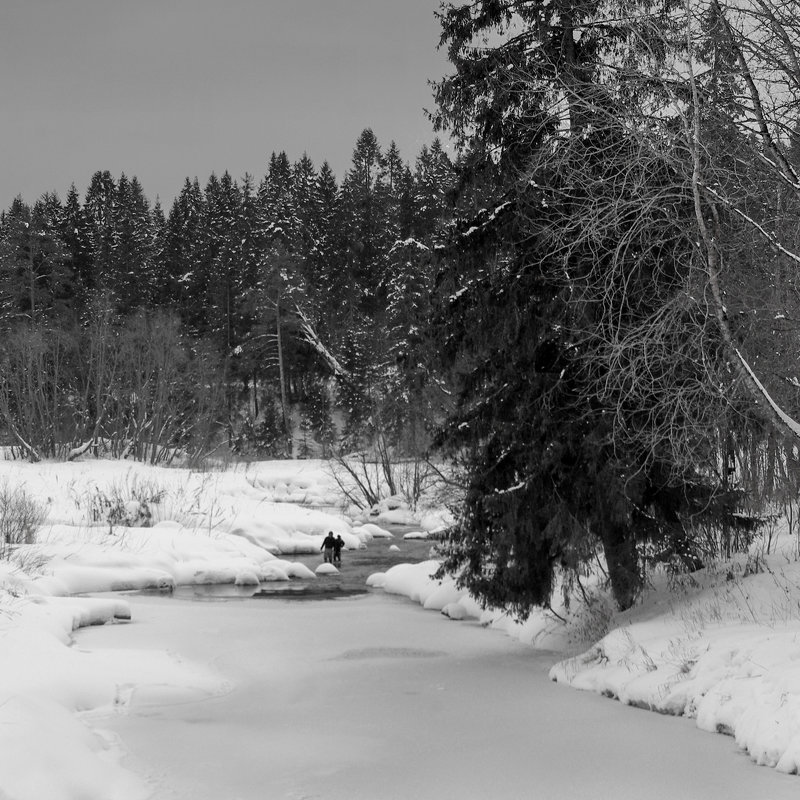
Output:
[{"xmin": 0, "ymin": 130, "xmax": 455, "ymax": 462}]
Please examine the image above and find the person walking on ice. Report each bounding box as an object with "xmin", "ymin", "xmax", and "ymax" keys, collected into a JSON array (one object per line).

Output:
[
  {"xmin": 321, "ymin": 531, "xmax": 337, "ymax": 564},
  {"xmin": 333, "ymin": 534, "xmax": 344, "ymax": 566}
]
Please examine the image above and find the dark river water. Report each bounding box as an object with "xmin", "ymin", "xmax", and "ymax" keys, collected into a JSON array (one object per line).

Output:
[{"xmin": 169, "ymin": 528, "xmax": 439, "ymax": 601}]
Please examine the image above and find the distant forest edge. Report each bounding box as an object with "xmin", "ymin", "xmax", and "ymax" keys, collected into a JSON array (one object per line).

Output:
[{"xmin": 0, "ymin": 129, "xmax": 455, "ymax": 464}]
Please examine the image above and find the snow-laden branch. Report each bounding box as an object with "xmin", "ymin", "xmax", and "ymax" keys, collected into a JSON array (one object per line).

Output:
[
  {"xmin": 735, "ymin": 348, "xmax": 800, "ymax": 438},
  {"xmin": 6, "ymin": 422, "xmax": 41, "ymax": 463},
  {"xmin": 703, "ymin": 186, "xmax": 800, "ymax": 267},
  {"xmin": 389, "ymin": 238, "xmax": 430, "ymax": 256},
  {"xmin": 67, "ymin": 439, "xmax": 97, "ymax": 461},
  {"xmin": 293, "ymin": 305, "xmax": 351, "ymax": 384},
  {"xmin": 435, "ymin": 201, "xmax": 514, "ymax": 253}
]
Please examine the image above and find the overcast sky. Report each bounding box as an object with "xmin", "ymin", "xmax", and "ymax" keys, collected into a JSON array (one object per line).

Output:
[{"xmin": 1, "ymin": 0, "xmax": 450, "ymax": 207}]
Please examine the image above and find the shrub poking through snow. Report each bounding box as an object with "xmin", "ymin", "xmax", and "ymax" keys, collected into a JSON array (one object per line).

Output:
[
  {"xmin": 0, "ymin": 482, "xmax": 47, "ymax": 559},
  {"xmin": 73, "ymin": 473, "xmax": 166, "ymax": 532},
  {"xmin": 329, "ymin": 448, "xmax": 456, "ymax": 517}
]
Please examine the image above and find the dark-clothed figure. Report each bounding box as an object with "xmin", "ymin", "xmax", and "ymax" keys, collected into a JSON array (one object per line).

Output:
[
  {"xmin": 333, "ymin": 535, "xmax": 344, "ymax": 565},
  {"xmin": 321, "ymin": 531, "xmax": 337, "ymax": 564}
]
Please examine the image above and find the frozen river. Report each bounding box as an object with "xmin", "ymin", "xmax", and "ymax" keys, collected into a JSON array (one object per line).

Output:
[{"xmin": 76, "ymin": 583, "xmax": 800, "ymax": 800}]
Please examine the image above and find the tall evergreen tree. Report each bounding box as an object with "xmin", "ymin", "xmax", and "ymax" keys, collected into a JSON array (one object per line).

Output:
[
  {"xmin": 258, "ymin": 152, "xmax": 297, "ymax": 249},
  {"xmin": 107, "ymin": 174, "xmax": 156, "ymax": 312},
  {"xmin": 0, "ymin": 195, "xmax": 71, "ymax": 324},
  {"xmin": 59, "ymin": 184, "xmax": 93, "ymax": 307},
  {"xmin": 429, "ymin": 0, "xmax": 750, "ymax": 613},
  {"xmin": 83, "ymin": 170, "xmax": 117, "ymax": 303},
  {"xmin": 309, "ymin": 161, "xmax": 347, "ymax": 334},
  {"xmin": 340, "ymin": 129, "xmax": 394, "ymax": 317},
  {"xmin": 203, "ymin": 171, "xmax": 252, "ymax": 357},
  {"xmin": 291, "ymin": 153, "xmax": 320, "ymax": 271},
  {"xmin": 162, "ymin": 177, "xmax": 207, "ymax": 325},
  {"xmin": 150, "ymin": 198, "xmax": 167, "ymax": 307},
  {"xmin": 413, "ymin": 139, "xmax": 454, "ymax": 240}
]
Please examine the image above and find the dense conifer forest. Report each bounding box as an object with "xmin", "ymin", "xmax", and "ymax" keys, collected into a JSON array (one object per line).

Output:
[
  {"xmin": 0, "ymin": 130, "xmax": 455, "ymax": 465},
  {"xmin": 5, "ymin": 0, "xmax": 800, "ymax": 616}
]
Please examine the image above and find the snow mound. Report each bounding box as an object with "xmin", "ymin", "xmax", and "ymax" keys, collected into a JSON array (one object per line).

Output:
[
  {"xmin": 442, "ymin": 602, "xmax": 468, "ymax": 620},
  {"xmin": 234, "ymin": 570, "xmax": 260, "ymax": 586},
  {"xmin": 353, "ymin": 522, "xmax": 393, "ymax": 540},
  {"xmin": 280, "ymin": 561, "xmax": 317, "ymax": 580},
  {"xmin": 375, "ymin": 561, "xmax": 442, "ymax": 604}
]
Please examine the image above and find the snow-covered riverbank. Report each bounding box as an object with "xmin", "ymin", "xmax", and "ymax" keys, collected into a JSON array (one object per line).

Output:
[
  {"xmin": 77, "ymin": 591, "xmax": 799, "ymax": 800},
  {"xmin": 0, "ymin": 457, "xmax": 448, "ymax": 798},
  {"xmin": 3, "ymin": 457, "xmax": 800, "ymax": 797},
  {"xmin": 373, "ymin": 551, "xmax": 800, "ymax": 778}
]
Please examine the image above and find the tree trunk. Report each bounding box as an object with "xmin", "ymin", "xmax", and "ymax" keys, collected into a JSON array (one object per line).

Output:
[
  {"xmin": 276, "ymin": 292, "xmax": 290, "ymax": 455},
  {"xmin": 599, "ymin": 522, "xmax": 641, "ymax": 611}
]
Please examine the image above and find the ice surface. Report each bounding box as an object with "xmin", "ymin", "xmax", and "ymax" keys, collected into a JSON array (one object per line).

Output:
[{"xmin": 75, "ymin": 593, "xmax": 800, "ymax": 800}]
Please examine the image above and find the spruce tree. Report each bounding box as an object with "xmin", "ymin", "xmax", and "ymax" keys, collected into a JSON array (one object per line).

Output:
[
  {"xmin": 340, "ymin": 129, "xmax": 393, "ymax": 318},
  {"xmin": 0, "ymin": 195, "xmax": 71, "ymax": 324},
  {"xmin": 162, "ymin": 178, "xmax": 207, "ymax": 327},
  {"xmin": 83, "ymin": 170, "xmax": 117, "ymax": 305},
  {"xmin": 429, "ymin": 0, "xmax": 749, "ymax": 613},
  {"xmin": 291, "ymin": 153, "xmax": 320, "ymax": 273},
  {"xmin": 149, "ymin": 198, "xmax": 167, "ymax": 307},
  {"xmin": 309, "ymin": 161, "xmax": 347, "ymax": 341},
  {"xmin": 59, "ymin": 184, "xmax": 93, "ymax": 307},
  {"xmin": 413, "ymin": 139, "xmax": 454, "ymax": 240},
  {"xmin": 107, "ymin": 174, "xmax": 156, "ymax": 312}
]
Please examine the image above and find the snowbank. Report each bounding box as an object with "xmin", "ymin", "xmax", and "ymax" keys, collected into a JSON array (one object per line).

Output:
[
  {"xmin": 549, "ymin": 554, "xmax": 800, "ymax": 774},
  {"xmin": 0, "ymin": 458, "xmax": 356, "ymax": 800},
  {"xmin": 367, "ymin": 544, "xmax": 800, "ymax": 777},
  {"xmin": 0, "ymin": 589, "xmax": 226, "ymax": 800},
  {"xmin": 0, "ymin": 456, "xmax": 460, "ymax": 800},
  {"xmin": 7, "ymin": 454, "xmax": 800, "ymax": 794}
]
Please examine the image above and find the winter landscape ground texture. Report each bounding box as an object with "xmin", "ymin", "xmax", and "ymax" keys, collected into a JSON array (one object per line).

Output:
[{"xmin": 2, "ymin": 457, "xmax": 800, "ymax": 798}]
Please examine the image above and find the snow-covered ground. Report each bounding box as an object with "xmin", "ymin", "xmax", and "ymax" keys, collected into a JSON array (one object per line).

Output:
[
  {"xmin": 76, "ymin": 591, "xmax": 800, "ymax": 800},
  {"xmin": 2, "ymin": 456, "xmax": 800, "ymax": 798},
  {"xmin": 0, "ymin": 457, "xmax": 449, "ymax": 799},
  {"xmin": 372, "ymin": 537, "xmax": 800, "ymax": 778}
]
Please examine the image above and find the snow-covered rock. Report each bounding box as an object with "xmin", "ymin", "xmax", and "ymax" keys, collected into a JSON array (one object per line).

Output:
[{"xmin": 442, "ymin": 602, "xmax": 468, "ymax": 620}]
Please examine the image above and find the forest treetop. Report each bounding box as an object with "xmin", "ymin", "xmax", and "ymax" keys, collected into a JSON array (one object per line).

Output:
[{"xmin": 0, "ymin": 129, "xmax": 455, "ymax": 465}]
